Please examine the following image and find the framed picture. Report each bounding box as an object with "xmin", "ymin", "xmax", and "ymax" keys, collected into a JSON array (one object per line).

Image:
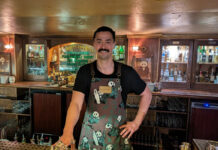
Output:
[
  {"xmin": 135, "ymin": 57, "xmax": 152, "ymax": 81},
  {"xmin": 0, "ymin": 52, "xmax": 11, "ymax": 75}
]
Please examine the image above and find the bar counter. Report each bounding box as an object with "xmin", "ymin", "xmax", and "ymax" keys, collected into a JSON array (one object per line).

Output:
[
  {"xmin": 0, "ymin": 82, "xmax": 73, "ymax": 91},
  {"xmin": 1, "ymin": 81, "xmax": 218, "ymax": 99}
]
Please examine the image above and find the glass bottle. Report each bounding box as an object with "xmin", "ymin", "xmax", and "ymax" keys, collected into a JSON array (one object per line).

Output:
[
  {"xmin": 210, "ymin": 68, "xmax": 215, "ymax": 83},
  {"xmin": 160, "ymin": 68, "xmax": 164, "ymax": 81},
  {"xmin": 183, "ymin": 49, "xmax": 188, "ymax": 63},
  {"xmin": 162, "ymin": 46, "xmax": 165, "ymax": 62},
  {"xmin": 199, "ymin": 71, "xmax": 204, "ymax": 82},
  {"xmin": 177, "ymin": 70, "xmax": 183, "ymax": 82},
  {"xmin": 164, "ymin": 64, "xmax": 169, "ymax": 81},
  {"xmin": 39, "ymin": 46, "xmax": 44, "ymax": 58},
  {"xmin": 119, "ymin": 45, "xmax": 125, "ymax": 60},
  {"xmin": 215, "ymin": 47, "xmax": 218, "ymax": 63},
  {"xmin": 169, "ymin": 68, "xmax": 174, "ymax": 81},
  {"xmin": 22, "ymin": 134, "xmax": 26, "ymax": 143},
  {"xmin": 114, "ymin": 46, "xmax": 120, "ymax": 61},
  {"xmin": 202, "ymin": 46, "xmax": 207, "ymax": 63},
  {"xmin": 52, "ymin": 49, "xmax": 58, "ymax": 62},
  {"xmin": 174, "ymin": 66, "xmax": 178, "ymax": 81},
  {"xmin": 205, "ymin": 71, "xmax": 210, "ymax": 82},
  {"xmin": 197, "ymin": 46, "xmax": 202, "ymax": 63},
  {"xmin": 165, "ymin": 48, "xmax": 169, "ymax": 62},
  {"xmin": 208, "ymin": 49, "xmax": 213, "ymax": 63}
]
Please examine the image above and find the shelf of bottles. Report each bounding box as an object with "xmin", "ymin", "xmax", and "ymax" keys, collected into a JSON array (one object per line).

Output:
[
  {"xmin": 112, "ymin": 45, "xmax": 125, "ymax": 63},
  {"xmin": 196, "ymin": 45, "xmax": 218, "ymax": 84},
  {"xmin": 47, "ymin": 43, "xmax": 96, "ymax": 87},
  {"xmin": 160, "ymin": 45, "xmax": 189, "ymax": 82},
  {"xmin": 25, "ymin": 44, "xmax": 46, "ymax": 80}
]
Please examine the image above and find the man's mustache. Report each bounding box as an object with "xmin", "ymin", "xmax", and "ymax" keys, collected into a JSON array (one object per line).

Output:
[{"xmin": 98, "ymin": 49, "xmax": 109, "ymax": 52}]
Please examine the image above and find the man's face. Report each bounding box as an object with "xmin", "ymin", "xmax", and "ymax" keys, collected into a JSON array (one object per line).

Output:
[{"xmin": 93, "ymin": 31, "xmax": 115, "ymax": 60}]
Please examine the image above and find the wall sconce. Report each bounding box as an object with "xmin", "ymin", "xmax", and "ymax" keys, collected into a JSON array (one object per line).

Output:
[
  {"xmin": 4, "ymin": 44, "xmax": 13, "ymax": 49},
  {"xmin": 4, "ymin": 36, "xmax": 13, "ymax": 50},
  {"xmin": 132, "ymin": 46, "xmax": 139, "ymax": 52}
]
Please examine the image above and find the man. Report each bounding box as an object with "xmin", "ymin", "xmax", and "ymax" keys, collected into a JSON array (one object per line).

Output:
[{"xmin": 55, "ymin": 26, "xmax": 152, "ymax": 150}]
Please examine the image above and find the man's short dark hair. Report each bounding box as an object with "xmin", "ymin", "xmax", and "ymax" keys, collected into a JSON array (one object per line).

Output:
[{"xmin": 93, "ymin": 26, "xmax": 115, "ymax": 41}]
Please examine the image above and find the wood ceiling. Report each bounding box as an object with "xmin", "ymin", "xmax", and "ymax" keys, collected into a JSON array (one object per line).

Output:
[{"xmin": 0, "ymin": 0, "xmax": 218, "ymax": 36}]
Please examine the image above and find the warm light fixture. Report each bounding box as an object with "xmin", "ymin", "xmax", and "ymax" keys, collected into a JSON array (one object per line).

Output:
[
  {"xmin": 4, "ymin": 44, "xmax": 13, "ymax": 49},
  {"xmin": 132, "ymin": 46, "xmax": 139, "ymax": 52}
]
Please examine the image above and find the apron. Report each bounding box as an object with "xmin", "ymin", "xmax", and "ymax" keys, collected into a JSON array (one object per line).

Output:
[{"xmin": 78, "ymin": 63, "xmax": 132, "ymax": 150}]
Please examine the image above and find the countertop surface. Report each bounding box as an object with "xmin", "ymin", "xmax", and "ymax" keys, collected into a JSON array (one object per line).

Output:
[
  {"xmin": 0, "ymin": 82, "xmax": 218, "ymax": 99},
  {"xmin": 0, "ymin": 82, "xmax": 73, "ymax": 91}
]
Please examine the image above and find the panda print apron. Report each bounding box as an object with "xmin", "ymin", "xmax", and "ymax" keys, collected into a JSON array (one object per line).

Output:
[{"xmin": 78, "ymin": 63, "xmax": 132, "ymax": 150}]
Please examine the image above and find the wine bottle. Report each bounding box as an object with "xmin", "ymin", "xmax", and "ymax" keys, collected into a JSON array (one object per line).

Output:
[
  {"xmin": 208, "ymin": 49, "xmax": 213, "ymax": 63},
  {"xmin": 119, "ymin": 45, "xmax": 125, "ymax": 60},
  {"xmin": 210, "ymin": 68, "xmax": 215, "ymax": 83},
  {"xmin": 202, "ymin": 46, "xmax": 206, "ymax": 62}
]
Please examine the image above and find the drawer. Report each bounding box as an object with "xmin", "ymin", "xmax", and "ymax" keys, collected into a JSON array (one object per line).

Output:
[{"xmin": 0, "ymin": 87, "xmax": 17, "ymax": 97}]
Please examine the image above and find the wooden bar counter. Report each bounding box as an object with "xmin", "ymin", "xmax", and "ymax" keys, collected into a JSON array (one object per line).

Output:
[{"xmin": 1, "ymin": 81, "xmax": 218, "ymax": 99}]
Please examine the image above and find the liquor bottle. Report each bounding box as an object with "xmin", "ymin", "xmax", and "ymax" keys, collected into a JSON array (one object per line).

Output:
[
  {"xmin": 21, "ymin": 134, "xmax": 26, "ymax": 143},
  {"xmin": 27, "ymin": 50, "xmax": 32, "ymax": 58},
  {"xmin": 215, "ymin": 74, "xmax": 218, "ymax": 84},
  {"xmin": 161, "ymin": 51, "xmax": 165, "ymax": 63},
  {"xmin": 114, "ymin": 46, "xmax": 120, "ymax": 61},
  {"xmin": 160, "ymin": 68, "xmax": 164, "ymax": 81},
  {"xmin": 30, "ymin": 134, "xmax": 36, "ymax": 144},
  {"xmin": 215, "ymin": 47, "xmax": 218, "ymax": 63},
  {"xmin": 39, "ymin": 133, "xmax": 44, "ymax": 145},
  {"xmin": 48, "ymin": 137, "xmax": 52, "ymax": 146},
  {"xmin": 177, "ymin": 70, "xmax": 183, "ymax": 82},
  {"xmin": 205, "ymin": 71, "xmax": 210, "ymax": 82},
  {"xmin": 164, "ymin": 64, "xmax": 169, "ymax": 81},
  {"xmin": 174, "ymin": 66, "xmax": 178, "ymax": 81},
  {"xmin": 210, "ymin": 68, "xmax": 215, "ymax": 83},
  {"xmin": 199, "ymin": 71, "xmax": 204, "ymax": 82},
  {"xmin": 14, "ymin": 133, "xmax": 18, "ymax": 141},
  {"xmin": 197, "ymin": 46, "xmax": 202, "ymax": 63},
  {"xmin": 178, "ymin": 51, "xmax": 183, "ymax": 62},
  {"xmin": 165, "ymin": 48, "xmax": 169, "ymax": 62},
  {"xmin": 52, "ymin": 49, "xmax": 58, "ymax": 62},
  {"xmin": 208, "ymin": 49, "xmax": 214, "ymax": 63},
  {"xmin": 169, "ymin": 68, "xmax": 174, "ymax": 81},
  {"xmin": 119, "ymin": 45, "xmax": 125, "ymax": 61},
  {"xmin": 183, "ymin": 50, "xmax": 188, "ymax": 63},
  {"xmin": 202, "ymin": 46, "xmax": 207, "ymax": 63}
]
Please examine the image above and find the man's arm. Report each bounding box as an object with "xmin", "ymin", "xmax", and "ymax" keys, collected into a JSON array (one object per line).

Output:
[
  {"xmin": 133, "ymin": 85, "xmax": 152, "ymax": 127},
  {"xmin": 59, "ymin": 90, "xmax": 85, "ymax": 145},
  {"xmin": 120, "ymin": 86, "xmax": 152, "ymax": 139}
]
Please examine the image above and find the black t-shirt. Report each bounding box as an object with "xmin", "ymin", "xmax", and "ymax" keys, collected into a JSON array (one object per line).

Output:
[{"xmin": 73, "ymin": 61, "xmax": 146, "ymax": 105}]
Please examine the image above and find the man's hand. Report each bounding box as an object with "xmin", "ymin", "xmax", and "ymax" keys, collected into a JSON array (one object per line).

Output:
[{"xmin": 119, "ymin": 121, "xmax": 140, "ymax": 139}]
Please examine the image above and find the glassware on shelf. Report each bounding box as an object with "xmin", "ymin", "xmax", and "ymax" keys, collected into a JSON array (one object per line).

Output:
[
  {"xmin": 112, "ymin": 45, "xmax": 125, "ymax": 62},
  {"xmin": 196, "ymin": 45, "xmax": 218, "ymax": 84},
  {"xmin": 160, "ymin": 45, "xmax": 189, "ymax": 83},
  {"xmin": 25, "ymin": 44, "xmax": 46, "ymax": 80}
]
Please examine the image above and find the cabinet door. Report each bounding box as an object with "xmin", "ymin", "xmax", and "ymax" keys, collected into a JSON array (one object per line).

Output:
[
  {"xmin": 23, "ymin": 38, "xmax": 48, "ymax": 81},
  {"xmin": 191, "ymin": 39, "xmax": 218, "ymax": 92},
  {"xmin": 33, "ymin": 93, "xmax": 62, "ymax": 135},
  {"xmin": 66, "ymin": 93, "xmax": 86, "ymax": 147},
  {"xmin": 189, "ymin": 102, "xmax": 218, "ymax": 141},
  {"xmin": 159, "ymin": 39, "xmax": 193, "ymax": 89}
]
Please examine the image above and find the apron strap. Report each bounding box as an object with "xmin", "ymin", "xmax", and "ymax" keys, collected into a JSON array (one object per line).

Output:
[{"xmin": 117, "ymin": 63, "xmax": 122, "ymax": 79}]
